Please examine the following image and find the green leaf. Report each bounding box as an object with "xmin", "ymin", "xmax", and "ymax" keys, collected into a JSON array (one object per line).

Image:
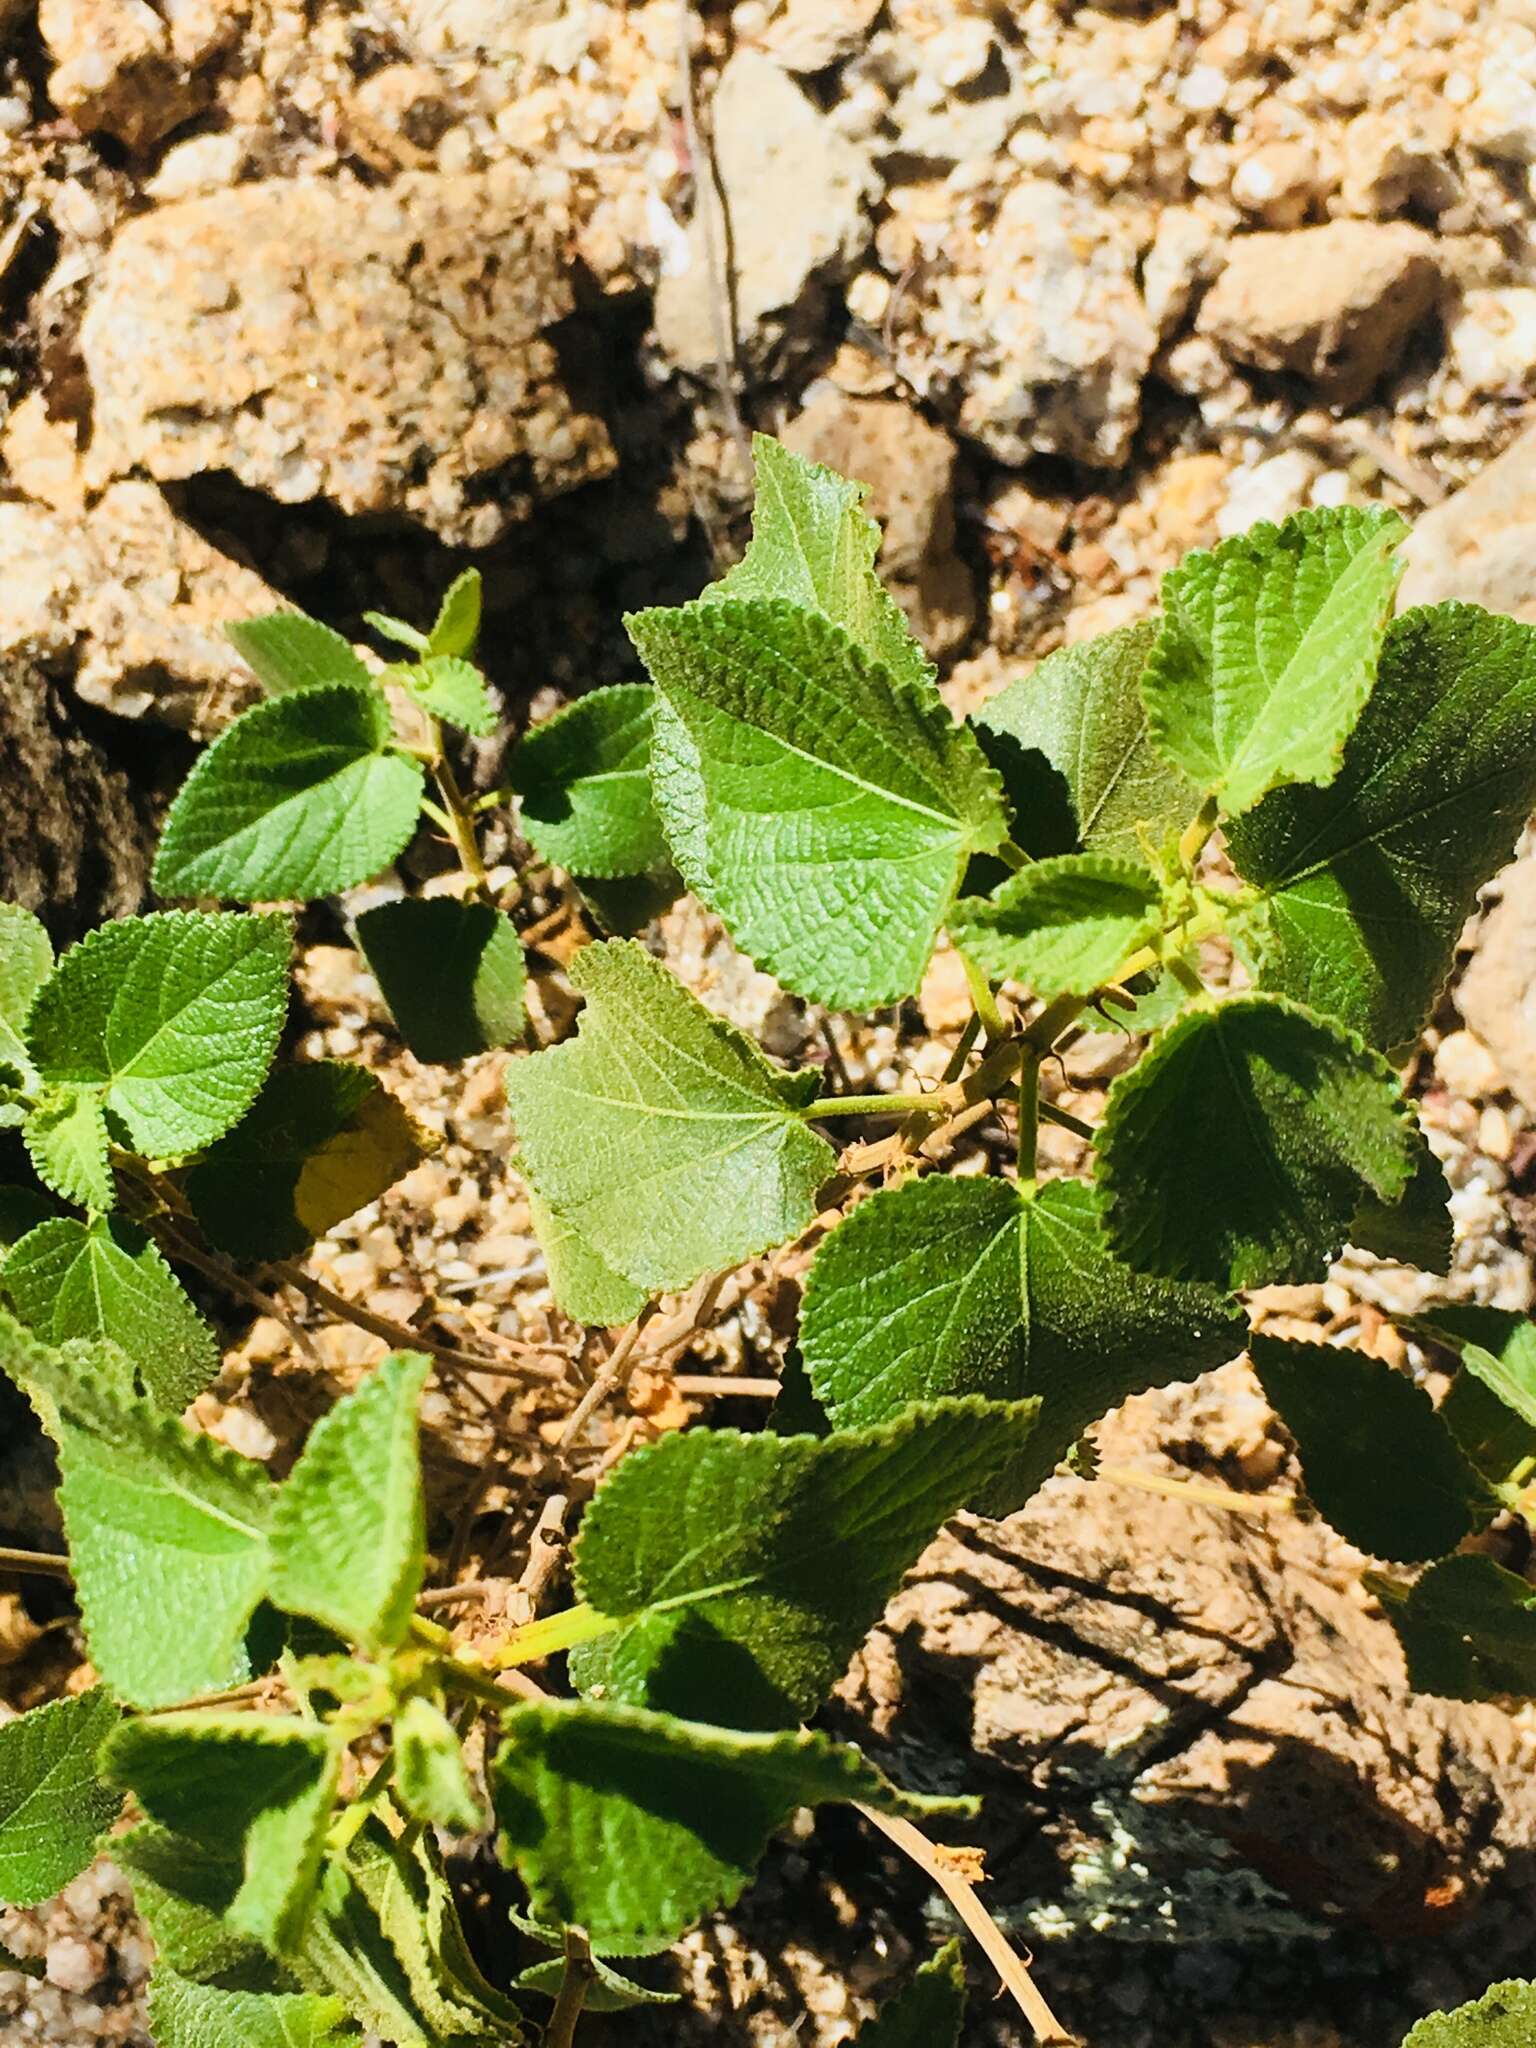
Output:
[
  {"xmin": 393, "ymin": 1698, "xmax": 481, "ymax": 1833},
  {"xmin": 567, "ymin": 1395, "xmax": 1039, "ymax": 1724},
  {"xmin": 105, "ymin": 1714, "xmax": 338, "ymax": 1955},
  {"xmin": 1402, "ymin": 1981, "xmax": 1536, "ymax": 2046},
  {"xmin": 1228, "ymin": 603, "xmax": 1536, "ymax": 1046},
  {"xmin": 23, "ymin": 1089, "xmax": 113, "ymax": 1212},
  {"xmin": 148, "ymin": 1970, "xmax": 360, "ymax": 2048},
  {"xmin": 576, "ymin": 869, "xmax": 683, "ymax": 939},
  {"xmin": 355, "ymin": 900, "xmax": 525, "ymax": 1064},
  {"xmin": 153, "ymin": 686, "xmax": 425, "ymax": 905},
  {"xmin": 186, "ymin": 1062, "xmax": 429, "ymax": 1262},
  {"xmin": 7, "ymin": 1324, "xmax": 277, "ymax": 1706},
  {"xmin": 0, "ymin": 903, "xmax": 51, "ymax": 1083},
  {"xmin": 1142, "ymin": 505, "xmax": 1406, "ymax": 817},
  {"xmin": 710, "ymin": 434, "xmax": 930, "ymax": 694},
  {"xmin": 509, "ymin": 686, "xmax": 669, "ymax": 879},
  {"xmin": 856, "ymin": 1942, "xmax": 967, "ymax": 2048},
  {"xmin": 115, "ymin": 1824, "xmax": 273, "ymax": 1983},
  {"xmin": 26, "ymin": 911, "xmax": 291, "ymax": 1159},
  {"xmin": 506, "ymin": 940, "xmax": 834, "ymax": 1312},
  {"xmin": 524, "ymin": 1179, "xmax": 647, "ymax": 1328},
  {"xmin": 1349, "ymin": 1132, "xmax": 1452, "ymax": 1274},
  {"xmin": 493, "ymin": 1702, "xmax": 971, "ymax": 1957},
  {"xmin": 270, "ymin": 1352, "xmax": 429, "ymax": 1653},
  {"xmin": 949, "ymin": 854, "xmax": 1163, "ymax": 998},
  {"xmin": 515, "ymin": 1950, "xmax": 677, "ymax": 2012},
  {"xmin": 1377, "ymin": 1553, "xmax": 1536, "ymax": 1701},
  {"xmin": 975, "ymin": 621, "xmax": 1198, "ymax": 863},
  {"xmin": 4, "ymin": 1216, "xmax": 218, "ymax": 1410},
  {"xmin": 1098, "ymin": 994, "xmax": 1417, "ymax": 1289},
  {"xmin": 400, "ymin": 657, "xmax": 495, "ymax": 739},
  {"xmin": 1410, "ymin": 1307, "xmax": 1536, "ymax": 1483},
  {"xmin": 799, "ymin": 1176, "xmax": 1243, "ymax": 1514},
  {"xmin": 1249, "ymin": 1333, "xmax": 1485, "ymax": 1562},
  {"xmin": 629, "ymin": 597, "xmax": 1007, "ymax": 1008},
  {"xmin": 427, "ymin": 570, "xmax": 481, "ymax": 661},
  {"xmin": 0, "ymin": 1688, "xmax": 121, "ymax": 1907},
  {"xmin": 227, "ymin": 614, "xmax": 375, "ymax": 697}
]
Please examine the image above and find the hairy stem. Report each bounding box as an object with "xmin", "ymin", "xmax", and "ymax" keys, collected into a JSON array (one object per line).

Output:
[
  {"xmin": 431, "ymin": 734, "xmax": 496, "ymax": 907},
  {"xmin": 547, "ymin": 1926, "xmax": 595, "ymax": 2048}
]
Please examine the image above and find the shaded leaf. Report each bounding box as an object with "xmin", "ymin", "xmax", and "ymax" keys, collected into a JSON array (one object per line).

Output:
[
  {"xmin": 26, "ymin": 911, "xmax": 291, "ymax": 1159},
  {"xmin": 630, "ymin": 597, "xmax": 1007, "ymax": 1008},
  {"xmin": 148, "ymin": 1969, "xmax": 360, "ymax": 2048},
  {"xmin": 115, "ymin": 1824, "xmax": 273, "ymax": 1985},
  {"xmin": 1228, "ymin": 604, "xmax": 1536, "ymax": 1045},
  {"xmin": 950, "ymin": 854, "xmax": 1163, "ymax": 997},
  {"xmin": 355, "ymin": 900, "xmax": 525, "ymax": 1064},
  {"xmin": 856, "ymin": 1942, "xmax": 967, "ymax": 2048},
  {"xmin": 510, "ymin": 685, "xmax": 668, "ymax": 879},
  {"xmin": 1378, "ymin": 1553, "xmax": 1536, "ymax": 1702},
  {"xmin": 1349, "ymin": 1132, "xmax": 1452, "ymax": 1274},
  {"xmin": 1250, "ymin": 1333, "xmax": 1486, "ymax": 1562},
  {"xmin": 1143, "ymin": 506, "xmax": 1405, "ymax": 817},
  {"xmin": 270, "ymin": 1353, "xmax": 429, "ymax": 1653},
  {"xmin": 0, "ymin": 1688, "xmax": 121, "ymax": 1908},
  {"xmin": 393, "ymin": 1698, "xmax": 481, "ymax": 1834},
  {"xmin": 1411, "ymin": 1307, "xmax": 1536, "ymax": 1484},
  {"xmin": 567, "ymin": 1396, "xmax": 1040, "ymax": 1723},
  {"xmin": 506, "ymin": 941, "xmax": 833, "ymax": 1313},
  {"xmin": 800, "ymin": 1176, "xmax": 1243, "ymax": 1513},
  {"xmin": 186, "ymin": 1062, "xmax": 429, "ymax": 1263},
  {"xmin": 1098, "ymin": 995, "xmax": 1417, "ymax": 1289},
  {"xmin": 975, "ymin": 620, "xmax": 1197, "ymax": 862},
  {"xmin": 493, "ymin": 1702, "xmax": 971, "ymax": 1957},
  {"xmin": 154, "ymin": 686, "xmax": 424, "ymax": 905},
  {"xmin": 4, "ymin": 1215, "xmax": 218, "ymax": 1410}
]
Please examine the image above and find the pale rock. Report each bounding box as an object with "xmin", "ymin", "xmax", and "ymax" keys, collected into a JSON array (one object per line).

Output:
[
  {"xmin": 655, "ymin": 52, "xmax": 876, "ymax": 373},
  {"xmin": 760, "ymin": 0, "xmax": 881, "ymax": 73},
  {"xmin": 1397, "ymin": 420, "xmax": 1536, "ymax": 619},
  {"xmin": 39, "ymin": 0, "xmax": 242, "ymax": 149},
  {"xmin": 1197, "ymin": 220, "xmax": 1441, "ymax": 405},
  {"xmin": 1447, "ymin": 288, "xmax": 1536, "ymax": 394},
  {"xmin": 1340, "ymin": 108, "xmax": 1462, "ymax": 217},
  {"xmin": 1218, "ymin": 450, "xmax": 1323, "ymax": 538},
  {"xmin": 390, "ymin": 0, "xmax": 560, "ymax": 55},
  {"xmin": 80, "ymin": 168, "xmax": 616, "ymax": 546},
  {"xmin": 782, "ymin": 388, "xmax": 976, "ymax": 656},
  {"xmin": 145, "ymin": 129, "xmax": 247, "ymax": 200},
  {"xmin": 1230, "ymin": 140, "xmax": 1322, "ymax": 228},
  {"xmin": 1457, "ymin": 855, "xmax": 1536, "ymax": 1115},
  {"xmin": 884, "ymin": 22, "xmax": 1029, "ymax": 164},
  {"xmin": 1435, "ymin": 1030, "xmax": 1503, "ymax": 1103},
  {"xmin": 1463, "ymin": 42, "xmax": 1536, "ymax": 164},
  {"xmin": 44, "ymin": 1936, "xmax": 103, "ymax": 1994},
  {"xmin": 1141, "ymin": 205, "xmax": 1224, "ymax": 339},
  {"xmin": 0, "ymin": 482, "xmax": 278, "ymax": 728},
  {"xmin": 954, "ymin": 180, "xmax": 1156, "ymax": 468}
]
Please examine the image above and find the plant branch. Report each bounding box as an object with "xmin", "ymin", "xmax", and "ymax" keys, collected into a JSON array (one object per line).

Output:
[
  {"xmin": 269, "ymin": 1259, "xmax": 565, "ymax": 1382},
  {"xmin": 429, "ymin": 720, "xmax": 496, "ymax": 907},
  {"xmin": 857, "ymin": 1805, "xmax": 1076, "ymax": 2044},
  {"xmin": 1097, "ymin": 1464, "xmax": 1296, "ymax": 1517},
  {"xmin": 677, "ymin": 0, "xmax": 749, "ymax": 471},
  {"xmin": 547, "ymin": 1926, "xmax": 595, "ymax": 2048},
  {"xmin": 0, "ymin": 1545, "xmax": 72, "ymax": 1580}
]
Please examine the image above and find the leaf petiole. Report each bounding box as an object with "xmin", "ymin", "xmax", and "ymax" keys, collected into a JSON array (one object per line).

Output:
[{"xmin": 483, "ymin": 1600, "xmax": 621, "ymax": 1670}]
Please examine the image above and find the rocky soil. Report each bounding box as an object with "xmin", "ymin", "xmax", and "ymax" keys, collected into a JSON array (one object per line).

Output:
[{"xmin": 7, "ymin": 2, "xmax": 1536, "ymax": 2045}]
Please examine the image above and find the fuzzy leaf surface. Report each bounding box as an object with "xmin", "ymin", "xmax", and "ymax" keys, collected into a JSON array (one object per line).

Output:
[
  {"xmin": 0, "ymin": 904, "xmax": 50, "ymax": 1081},
  {"xmin": 148, "ymin": 1970, "xmax": 360, "ymax": 2048},
  {"xmin": 0, "ymin": 1689, "xmax": 121, "ymax": 1907},
  {"xmin": 3, "ymin": 1215, "xmax": 218, "ymax": 1410},
  {"xmin": 26, "ymin": 911, "xmax": 290, "ymax": 1159},
  {"xmin": 1413, "ymin": 1307, "xmax": 1536, "ymax": 1482},
  {"xmin": 269, "ymin": 1352, "xmax": 429, "ymax": 1653},
  {"xmin": 393, "ymin": 1699, "xmax": 481, "ymax": 1833},
  {"xmin": 1403, "ymin": 1982, "xmax": 1536, "ymax": 2047},
  {"xmin": 8, "ymin": 1325, "xmax": 277, "ymax": 1706},
  {"xmin": 186, "ymin": 1062, "xmax": 428, "ymax": 1262},
  {"xmin": 154, "ymin": 685, "xmax": 424, "ymax": 904},
  {"xmin": 1098, "ymin": 994, "xmax": 1416, "ymax": 1289},
  {"xmin": 568, "ymin": 1395, "xmax": 1039, "ymax": 1723},
  {"xmin": 707, "ymin": 435, "xmax": 930, "ymax": 693},
  {"xmin": 1228, "ymin": 604, "xmax": 1536, "ymax": 1046},
  {"xmin": 105, "ymin": 1715, "xmax": 337, "ymax": 1955},
  {"xmin": 950, "ymin": 854, "xmax": 1163, "ymax": 997},
  {"xmin": 227, "ymin": 615, "xmax": 374, "ymax": 697},
  {"xmin": 799, "ymin": 1176, "xmax": 1243, "ymax": 1513},
  {"xmin": 427, "ymin": 569, "xmax": 481, "ymax": 660},
  {"xmin": 400, "ymin": 657, "xmax": 495, "ymax": 738},
  {"xmin": 524, "ymin": 1180, "xmax": 647, "ymax": 1328},
  {"xmin": 1143, "ymin": 505, "xmax": 1405, "ymax": 817},
  {"xmin": 975, "ymin": 620, "xmax": 1197, "ymax": 862},
  {"xmin": 1380, "ymin": 1554, "xmax": 1536, "ymax": 1701},
  {"xmin": 493, "ymin": 1703, "xmax": 970, "ymax": 1957},
  {"xmin": 23, "ymin": 1090, "xmax": 113, "ymax": 1212},
  {"xmin": 630, "ymin": 598, "xmax": 1007, "ymax": 1007},
  {"xmin": 1349, "ymin": 1131, "xmax": 1452, "ymax": 1274},
  {"xmin": 1249, "ymin": 1334, "xmax": 1485, "ymax": 1562},
  {"xmin": 506, "ymin": 941, "xmax": 833, "ymax": 1311},
  {"xmin": 355, "ymin": 900, "xmax": 525, "ymax": 1064},
  {"xmin": 509, "ymin": 685, "xmax": 668, "ymax": 879},
  {"xmin": 856, "ymin": 1942, "xmax": 967, "ymax": 2048},
  {"xmin": 114, "ymin": 1825, "xmax": 271, "ymax": 1983}
]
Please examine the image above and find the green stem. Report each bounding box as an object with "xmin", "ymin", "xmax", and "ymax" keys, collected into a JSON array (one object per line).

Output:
[
  {"xmin": 957, "ymin": 948, "xmax": 1008, "ymax": 1042},
  {"xmin": 429, "ymin": 723, "xmax": 495, "ymax": 906},
  {"xmin": 1040, "ymin": 1101, "xmax": 1095, "ymax": 1143},
  {"xmin": 1016, "ymin": 1053, "xmax": 1040, "ymax": 1192},
  {"xmin": 1178, "ymin": 795, "xmax": 1220, "ymax": 872},
  {"xmin": 997, "ymin": 838, "xmax": 1031, "ymax": 872},
  {"xmin": 484, "ymin": 1601, "xmax": 620, "ymax": 1671},
  {"xmin": 810, "ymin": 1091, "xmax": 953, "ymax": 1120},
  {"xmin": 327, "ymin": 1749, "xmax": 395, "ymax": 1855}
]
